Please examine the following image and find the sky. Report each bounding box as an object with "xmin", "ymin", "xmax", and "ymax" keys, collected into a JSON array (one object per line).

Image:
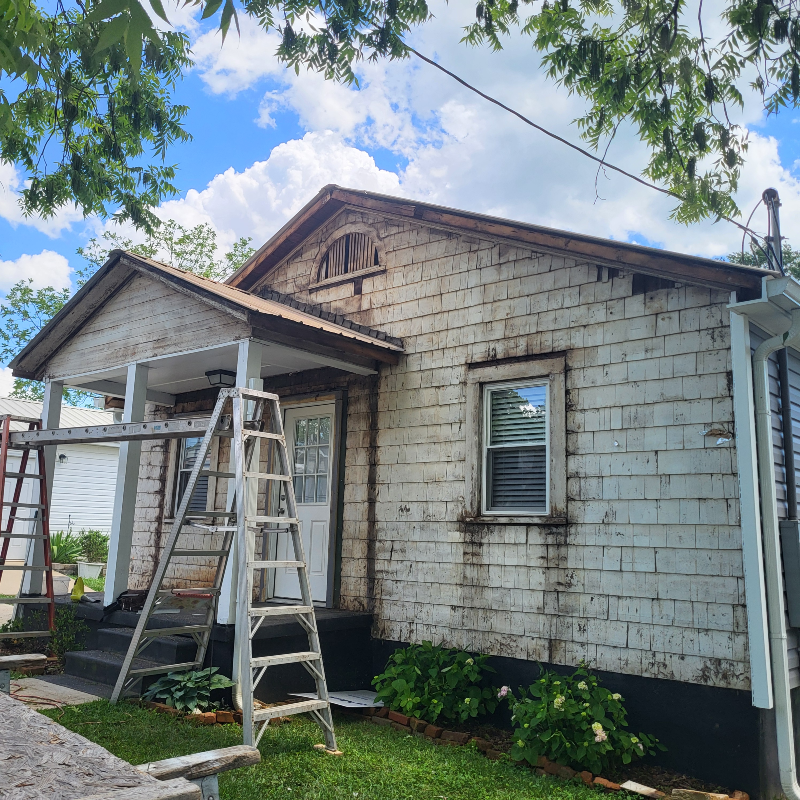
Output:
[{"xmin": 2, "ymin": 0, "xmax": 800, "ymax": 392}]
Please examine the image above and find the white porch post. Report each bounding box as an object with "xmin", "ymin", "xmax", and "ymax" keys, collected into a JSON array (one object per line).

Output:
[
  {"xmin": 21, "ymin": 380, "xmax": 62, "ymax": 597},
  {"xmin": 217, "ymin": 339, "xmax": 263, "ymax": 624},
  {"xmin": 104, "ymin": 363, "xmax": 149, "ymax": 606}
]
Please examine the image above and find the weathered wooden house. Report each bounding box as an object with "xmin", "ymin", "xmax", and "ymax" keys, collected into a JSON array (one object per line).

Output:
[{"xmin": 10, "ymin": 186, "xmax": 800, "ymax": 795}]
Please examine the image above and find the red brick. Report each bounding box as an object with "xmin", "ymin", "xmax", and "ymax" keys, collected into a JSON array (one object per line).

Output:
[
  {"xmin": 424, "ymin": 724, "xmax": 443, "ymax": 739},
  {"xmin": 391, "ymin": 722, "xmax": 412, "ymax": 733},
  {"xmin": 471, "ymin": 737, "xmax": 492, "ymax": 752},
  {"xmin": 215, "ymin": 710, "xmax": 235, "ymax": 724},
  {"xmin": 581, "ymin": 771, "xmax": 594, "ymax": 787},
  {"xmin": 376, "ymin": 707, "xmax": 390, "ymax": 718},
  {"xmin": 409, "ymin": 717, "xmax": 428, "ymax": 732},
  {"xmin": 193, "ymin": 711, "xmax": 216, "ymax": 725},
  {"xmin": 233, "ymin": 711, "xmax": 243, "ymax": 725},
  {"xmin": 594, "ymin": 777, "xmax": 621, "ymax": 791},
  {"xmin": 733, "ymin": 792, "xmax": 750, "ymax": 800},
  {"xmin": 486, "ymin": 749, "xmax": 503, "ymax": 761},
  {"xmin": 388, "ymin": 710, "xmax": 410, "ymax": 725},
  {"xmin": 441, "ymin": 730, "xmax": 471, "ymax": 745},
  {"xmin": 372, "ymin": 716, "xmax": 392, "ymax": 726}
]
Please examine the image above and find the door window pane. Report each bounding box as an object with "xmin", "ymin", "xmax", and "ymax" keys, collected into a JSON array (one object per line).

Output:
[{"xmin": 290, "ymin": 415, "xmax": 332, "ymax": 504}]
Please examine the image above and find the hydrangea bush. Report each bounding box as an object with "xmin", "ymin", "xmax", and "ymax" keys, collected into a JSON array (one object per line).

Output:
[
  {"xmin": 500, "ymin": 666, "xmax": 663, "ymax": 774},
  {"xmin": 372, "ymin": 641, "xmax": 498, "ymax": 724}
]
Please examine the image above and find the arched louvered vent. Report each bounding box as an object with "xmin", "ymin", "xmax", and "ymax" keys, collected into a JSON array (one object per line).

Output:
[{"xmin": 319, "ymin": 233, "xmax": 379, "ymax": 281}]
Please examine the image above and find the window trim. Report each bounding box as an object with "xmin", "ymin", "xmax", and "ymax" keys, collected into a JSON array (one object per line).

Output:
[
  {"xmin": 481, "ymin": 379, "xmax": 550, "ymax": 516},
  {"xmin": 308, "ymin": 222, "xmax": 386, "ymax": 292},
  {"xmin": 164, "ymin": 417, "xmax": 216, "ymax": 521},
  {"xmin": 464, "ymin": 355, "xmax": 566, "ymax": 524}
]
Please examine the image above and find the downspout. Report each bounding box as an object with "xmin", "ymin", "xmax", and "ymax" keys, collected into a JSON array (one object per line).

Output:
[{"xmin": 753, "ymin": 307, "xmax": 800, "ymax": 799}]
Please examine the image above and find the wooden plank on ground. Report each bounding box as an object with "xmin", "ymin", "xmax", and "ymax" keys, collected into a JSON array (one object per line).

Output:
[
  {"xmin": 73, "ymin": 778, "xmax": 201, "ymax": 800},
  {"xmin": 0, "ymin": 691, "xmax": 169, "ymax": 800},
  {"xmin": 136, "ymin": 745, "xmax": 261, "ymax": 780}
]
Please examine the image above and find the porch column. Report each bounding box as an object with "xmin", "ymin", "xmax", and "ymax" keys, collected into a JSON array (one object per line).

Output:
[
  {"xmin": 21, "ymin": 380, "xmax": 62, "ymax": 598},
  {"xmin": 104, "ymin": 363, "xmax": 149, "ymax": 606},
  {"xmin": 217, "ymin": 339, "xmax": 263, "ymax": 624}
]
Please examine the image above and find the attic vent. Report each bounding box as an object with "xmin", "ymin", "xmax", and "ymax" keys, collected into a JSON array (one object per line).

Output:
[{"xmin": 319, "ymin": 233, "xmax": 379, "ymax": 281}]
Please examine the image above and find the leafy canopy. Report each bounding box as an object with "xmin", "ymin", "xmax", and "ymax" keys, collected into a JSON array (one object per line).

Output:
[
  {"xmin": 17, "ymin": 0, "xmax": 797, "ymax": 230},
  {"xmin": 0, "ymin": 222, "xmax": 255, "ymax": 402}
]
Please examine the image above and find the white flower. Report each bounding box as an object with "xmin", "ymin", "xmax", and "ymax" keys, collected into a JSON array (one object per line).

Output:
[
  {"xmin": 612, "ymin": 693, "xmax": 622, "ymax": 701},
  {"xmin": 577, "ymin": 681, "xmax": 588, "ymax": 691},
  {"xmin": 637, "ymin": 743, "xmax": 644, "ymax": 754},
  {"xmin": 554, "ymin": 695, "xmax": 566, "ymax": 710},
  {"xmin": 595, "ymin": 730, "xmax": 608, "ymax": 743},
  {"xmin": 592, "ymin": 722, "xmax": 603, "ymax": 733},
  {"xmin": 498, "ymin": 685, "xmax": 510, "ymax": 699},
  {"xmin": 465, "ymin": 658, "xmax": 474, "ymax": 665}
]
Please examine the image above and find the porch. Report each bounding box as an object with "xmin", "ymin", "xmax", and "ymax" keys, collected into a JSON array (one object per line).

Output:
[{"xmin": 8, "ymin": 252, "xmax": 402, "ymax": 624}]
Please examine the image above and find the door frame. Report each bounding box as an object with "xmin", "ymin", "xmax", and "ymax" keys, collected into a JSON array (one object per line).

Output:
[{"xmin": 275, "ymin": 389, "xmax": 347, "ymax": 608}]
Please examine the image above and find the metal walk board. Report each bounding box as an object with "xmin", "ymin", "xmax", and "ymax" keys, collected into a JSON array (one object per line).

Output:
[
  {"xmin": 0, "ymin": 415, "xmax": 55, "ymax": 637},
  {"xmin": 107, "ymin": 387, "xmax": 338, "ymax": 752}
]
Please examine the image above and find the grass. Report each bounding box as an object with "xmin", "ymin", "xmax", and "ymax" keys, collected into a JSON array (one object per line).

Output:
[
  {"xmin": 80, "ymin": 576, "xmax": 105, "ymax": 592},
  {"xmin": 42, "ymin": 701, "xmax": 599, "ymax": 800}
]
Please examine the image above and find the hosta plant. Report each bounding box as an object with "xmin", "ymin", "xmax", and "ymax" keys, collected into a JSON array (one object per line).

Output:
[
  {"xmin": 501, "ymin": 666, "xmax": 663, "ymax": 774},
  {"xmin": 372, "ymin": 641, "xmax": 498, "ymax": 724},
  {"xmin": 142, "ymin": 668, "xmax": 235, "ymax": 713}
]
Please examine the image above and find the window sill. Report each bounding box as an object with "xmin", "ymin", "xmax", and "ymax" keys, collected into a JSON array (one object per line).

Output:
[
  {"xmin": 308, "ymin": 265, "xmax": 385, "ymax": 292},
  {"xmin": 463, "ymin": 515, "xmax": 568, "ymax": 526}
]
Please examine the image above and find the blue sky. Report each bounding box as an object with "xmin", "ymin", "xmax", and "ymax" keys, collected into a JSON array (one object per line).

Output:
[{"xmin": 2, "ymin": 0, "xmax": 800, "ymax": 335}]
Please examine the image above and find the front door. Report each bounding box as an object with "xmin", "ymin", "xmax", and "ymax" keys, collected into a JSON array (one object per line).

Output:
[{"xmin": 273, "ymin": 404, "xmax": 335, "ymax": 603}]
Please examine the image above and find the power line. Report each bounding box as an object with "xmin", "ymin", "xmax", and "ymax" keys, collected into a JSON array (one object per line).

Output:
[{"xmin": 406, "ymin": 46, "xmax": 761, "ymax": 241}]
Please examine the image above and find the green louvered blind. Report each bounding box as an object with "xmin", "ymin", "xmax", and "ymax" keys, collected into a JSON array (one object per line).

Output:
[{"xmin": 485, "ymin": 383, "xmax": 548, "ymax": 512}]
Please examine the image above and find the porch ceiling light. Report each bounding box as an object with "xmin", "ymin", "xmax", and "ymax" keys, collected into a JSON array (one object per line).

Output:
[{"xmin": 205, "ymin": 369, "xmax": 237, "ymax": 388}]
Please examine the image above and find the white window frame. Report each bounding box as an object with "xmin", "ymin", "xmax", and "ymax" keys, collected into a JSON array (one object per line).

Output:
[
  {"xmin": 481, "ymin": 379, "xmax": 550, "ymax": 516},
  {"xmin": 164, "ymin": 417, "xmax": 217, "ymax": 521}
]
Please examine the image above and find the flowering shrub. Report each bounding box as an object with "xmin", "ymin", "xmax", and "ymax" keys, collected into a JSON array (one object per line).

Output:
[
  {"xmin": 501, "ymin": 666, "xmax": 663, "ymax": 774},
  {"xmin": 372, "ymin": 641, "xmax": 498, "ymax": 724}
]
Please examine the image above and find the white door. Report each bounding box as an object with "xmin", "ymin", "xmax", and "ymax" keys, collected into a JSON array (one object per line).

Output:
[{"xmin": 273, "ymin": 404, "xmax": 335, "ymax": 603}]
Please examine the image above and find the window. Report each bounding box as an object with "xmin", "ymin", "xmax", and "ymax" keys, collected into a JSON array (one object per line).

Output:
[
  {"xmin": 291, "ymin": 416, "xmax": 331, "ymax": 504},
  {"xmin": 319, "ymin": 233, "xmax": 379, "ymax": 281},
  {"xmin": 174, "ymin": 436, "xmax": 210, "ymax": 513},
  {"xmin": 482, "ymin": 381, "xmax": 549, "ymax": 514}
]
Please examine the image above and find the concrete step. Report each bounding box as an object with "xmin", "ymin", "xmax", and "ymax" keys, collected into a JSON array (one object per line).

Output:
[
  {"xmin": 64, "ymin": 649, "xmax": 163, "ymax": 688},
  {"xmin": 96, "ymin": 627, "xmax": 198, "ymax": 664}
]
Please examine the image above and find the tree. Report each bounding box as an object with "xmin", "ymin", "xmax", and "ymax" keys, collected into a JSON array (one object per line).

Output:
[
  {"xmin": 1, "ymin": 221, "xmax": 255, "ymax": 402},
  {"xmin": 728, "ymin": 243, "xmax": 800, "ymax": 279},
  {"xmin": 2, "ymin": 0, "xmax": 192, "ymax": 231}
]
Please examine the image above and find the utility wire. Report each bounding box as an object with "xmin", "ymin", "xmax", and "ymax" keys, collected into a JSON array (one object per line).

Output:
[{"xmin": 406, "ymin": 46, "xmax": 762, "ymax": 241}]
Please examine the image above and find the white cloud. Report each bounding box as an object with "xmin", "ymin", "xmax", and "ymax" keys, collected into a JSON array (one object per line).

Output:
[
  {"xmin": 156, "ymin": 131, "xmax": 402, "ymax": 247},
  {"xmin": 0, "ymin": 251, "xmax": 72, "ymax": 292},
  {"xmin": 0, "ymin": 367, "xmax": 15, "ymax": 397},
  {"xmin": 0, "ymin": 163, "xmax": 85, "ymax": 239}
]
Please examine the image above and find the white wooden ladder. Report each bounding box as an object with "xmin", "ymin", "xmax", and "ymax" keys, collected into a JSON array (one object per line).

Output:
[{"xmin": 109, "ymin": 387, "xmax": 338, "ymax": 751}]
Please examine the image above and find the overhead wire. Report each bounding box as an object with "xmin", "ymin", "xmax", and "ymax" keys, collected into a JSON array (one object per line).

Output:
[{"xmin": 405, "ymin": 46, "xmax": 765, "ymax": 243}]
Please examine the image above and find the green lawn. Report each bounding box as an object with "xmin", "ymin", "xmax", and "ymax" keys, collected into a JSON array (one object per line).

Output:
[{"xmin": 43, "ymin": 701, "xmax": 599, "ymax": 800}]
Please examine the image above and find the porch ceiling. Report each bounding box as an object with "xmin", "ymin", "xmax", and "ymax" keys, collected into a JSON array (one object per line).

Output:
[{"xmin": 61, "ymin": 339, "xmax": 374, "ymax": 405}]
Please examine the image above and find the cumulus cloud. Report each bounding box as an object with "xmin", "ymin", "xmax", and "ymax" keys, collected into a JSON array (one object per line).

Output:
[
  {"xmin": 0, "ymin": 250, "xmax": 71, "ymax": 292},
  {"xmin": 184, "ymin": 0, "xmax": 800, "ymax": 257},
  {"xmin": 0, "ymin": 163, "xmax": 85, "ymax": 239},
  {"xmin": 156, "ymin": 131, "xmax": 402, "ymax": 246}
]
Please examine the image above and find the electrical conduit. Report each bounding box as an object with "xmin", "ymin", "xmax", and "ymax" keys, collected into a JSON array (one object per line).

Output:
[{"xmin": 753, "ymin": 307, "xmax": 800, "ymax": 799}]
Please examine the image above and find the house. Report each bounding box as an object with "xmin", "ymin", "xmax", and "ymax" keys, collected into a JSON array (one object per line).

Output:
[
  {"xmin": 0, "ymin": 398, "xmax": 120, "ymax": 560},
  {"xmin": 8, "ymin": 185, "xmax": 799, "ymax": 795}
]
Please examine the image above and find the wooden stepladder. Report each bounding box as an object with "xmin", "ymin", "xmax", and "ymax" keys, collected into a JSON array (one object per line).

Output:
[
  {"xmin": 0, "ymin": 414, "xmax": 55, "ymax": 639},
  {"xmin": 110, "ymin": 387, "xmax": 338, "ymax": 752}
]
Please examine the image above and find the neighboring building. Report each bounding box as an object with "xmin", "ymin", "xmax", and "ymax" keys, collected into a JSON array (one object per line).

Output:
[
  {"xmin": 0, "ymin": 398, "xmax": 119, "ymax": 559},
  {"xmin": 8, "ymin": 186, "xmax": 800, "ymax": 795}
]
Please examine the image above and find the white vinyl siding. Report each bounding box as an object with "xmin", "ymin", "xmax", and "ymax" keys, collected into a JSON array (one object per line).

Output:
[{"xmin": 482, "ymin": 380, "xmax": 549, "ymax": 514}]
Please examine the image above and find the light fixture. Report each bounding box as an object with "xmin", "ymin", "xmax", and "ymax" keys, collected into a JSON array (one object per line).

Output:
[
  {"xmin": 58, "ymin": 453, "xmax": 68, "ymax": 464},
  {"xmin": 205, "ymin": 369, "xmax": 237, "ymax": 388}
]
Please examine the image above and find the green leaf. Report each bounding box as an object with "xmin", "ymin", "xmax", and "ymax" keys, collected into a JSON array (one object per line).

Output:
[
  {"xmin": 148, "ymin": 0, "xmax": 170, "ymax": 23},
  {"xmin": 84, "ymin": 0, "xmax": 129, "ymax": 23},
  {"xmin": 95, "ymin": 15, "xmax": 129, "ymax": 53},
  {"xmin": 201, "ymin": 0, "xmax": 223, "ymax": 19}
]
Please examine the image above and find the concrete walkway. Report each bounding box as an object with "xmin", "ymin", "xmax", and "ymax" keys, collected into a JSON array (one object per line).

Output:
[{"xmin": 10, "ymin": 674, "xmax": 110, "ymax": 707}]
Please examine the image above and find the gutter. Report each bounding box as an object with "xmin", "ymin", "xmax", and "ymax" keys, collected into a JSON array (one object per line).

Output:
[{"xmin": 730, "ymin": 276, "xmax": 800, "ymax": 798}]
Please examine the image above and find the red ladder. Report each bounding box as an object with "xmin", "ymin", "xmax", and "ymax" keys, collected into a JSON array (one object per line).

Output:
[{"xmin": 0, "ymin": 414, "xmax": 55, "ymax": 638}]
